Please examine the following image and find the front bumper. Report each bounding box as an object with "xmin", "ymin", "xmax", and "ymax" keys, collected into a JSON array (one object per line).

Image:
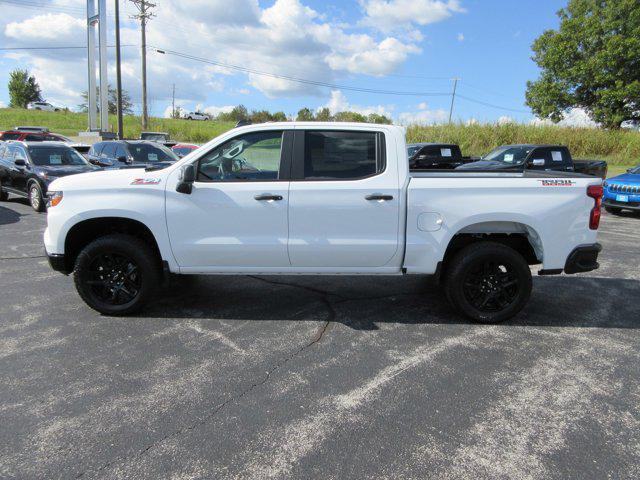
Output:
[
  {"xmin": 46, "ymin": 252, "xmax": 71, "ymax": 275},
  {"xmin": 564, "ymin": 243, "xmax": 602, "ymax": 274},
  {"xmin": 603, "ymin": 198, "xmax": 640, "ymax": 211}
]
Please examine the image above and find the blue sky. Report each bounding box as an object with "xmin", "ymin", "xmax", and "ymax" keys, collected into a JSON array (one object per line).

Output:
[{"xmin": 0, "ymin": 0, "xmax": 573, "ymax": 124}]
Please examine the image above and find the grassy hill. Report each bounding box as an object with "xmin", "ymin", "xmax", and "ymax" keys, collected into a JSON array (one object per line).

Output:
[{"xmin": 1, "ymin": 108, "xmax": 638, "ymax": 170}]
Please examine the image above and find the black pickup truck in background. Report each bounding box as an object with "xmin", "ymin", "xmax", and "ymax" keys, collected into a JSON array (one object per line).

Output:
[
  {"xmin": 407, "ymin": 143, "xmax": 477, "ymax": 170},
  {"xmin": 455, "ymin": 144, "xmax": 608, "ymax": 179}
]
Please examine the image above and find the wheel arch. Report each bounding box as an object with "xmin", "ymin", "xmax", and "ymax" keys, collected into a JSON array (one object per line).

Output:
[
  {"xmin": 63, "ymin": 216, "xmax": 163, "ymax": 273},
  {"xmin": 439, "ymin": 220, "xmax": 543, "ymax": 279}
]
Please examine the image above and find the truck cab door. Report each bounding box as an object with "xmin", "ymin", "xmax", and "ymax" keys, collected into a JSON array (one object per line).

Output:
[
  {"xmin": 287, "ymin": 129, "xmax": 400, "ymax": 269},
  {"xmin": 165, "ymin": 130, "xmax": 292, "ymax": 270}
]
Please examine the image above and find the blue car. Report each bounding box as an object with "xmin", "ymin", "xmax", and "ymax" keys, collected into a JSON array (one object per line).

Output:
[{"xmin": 603, "ymin": 164, "xmax": 640, "ymax": 214}]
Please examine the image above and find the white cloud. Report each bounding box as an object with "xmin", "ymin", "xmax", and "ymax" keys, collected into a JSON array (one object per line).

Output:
[
  {"xmin": 0, "ymin": 0, "xmax": 450, "ymax": 109},
  {"xmin": 0, "ymin": 100, "xmax": 6, "ymax": 108},
  {"xmin": 203, "ymin": 105, "xmax": 235, "ymax": 117},
  {"xmin": 319, "ymin": 90, "xmax": 392, "ymax": 117},
  {"xmin": 360, "ymin": 0, "xmax": 465, "ymax": 32},
  {"xmin": 497, "ymin": 115, "xmax": 516, "ymax": 125},
  {"xmin": 397, "ymin": 102, "xmax": 448, "ymax": 125},
  {"xmin": 457, "ymin": 32, "xmax": 464, "ymax": 42},
  {"xmin": 530, "ymin": 108, "xmax": 598, "ymax": 128}
]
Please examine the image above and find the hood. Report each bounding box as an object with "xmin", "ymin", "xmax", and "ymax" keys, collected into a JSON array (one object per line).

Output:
[
  {"xmin": 48, "ymin": 166, "xmax": 168, "ymax": 192},
  {"xmin": 36, "ymin": 164, "xmax": 98, "ymax": 176},
  {"xmin": 456, "ymin": 160, "xmax": 522, "ymax": 171},
  {"xmin": 607, "ymin": 172, "xmax": 640, "ymax": 185}
]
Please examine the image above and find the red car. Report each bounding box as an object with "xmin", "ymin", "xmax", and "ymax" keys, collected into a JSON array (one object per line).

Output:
[
  {"xmin": 0, "ymin": 130, "xmax": 72, "ymax": 142},
  {"xmin": 171, "ymin": 143, "xmax": 199, "ymax": 158}
]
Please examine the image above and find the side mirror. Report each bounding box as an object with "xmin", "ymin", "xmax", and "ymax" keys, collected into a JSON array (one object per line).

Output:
[
  {"xmin": 15, "ymin": 158, "xmax": 26, "ymax": 167},
  {"xmin": 116, "ymin": 155, "xmax": 129, "ymax": 163},
  {"xmin": 176, "ymin": 164, "xmax": 196, "ymax": 194},
  {"xmin": 628, "ymin": 168, "xmax": 633, "ymax": 173}
]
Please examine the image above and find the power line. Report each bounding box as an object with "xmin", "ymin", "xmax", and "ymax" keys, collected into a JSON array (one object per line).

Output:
[
  {"xmin": 456, "ymin": 94, "xmax": 530, "ymax": 114},
  {"xmin": 152, "ymin": 46, "xmax": 451, "ymax": 97}
]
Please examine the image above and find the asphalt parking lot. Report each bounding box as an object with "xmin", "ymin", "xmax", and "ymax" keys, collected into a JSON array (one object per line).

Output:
[{"xmin": 0, "ymin": 198, "xmax": 638, "ymax": 480}]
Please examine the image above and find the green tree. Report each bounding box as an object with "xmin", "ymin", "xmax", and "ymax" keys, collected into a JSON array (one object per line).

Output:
[
  {"xmin": 367, "ymin": 113, "xmax": 392, "ymax": 124},
  {"xmin": 271, "ymin": 111, "xmax": 287, "ymax": 122},
  {"xmin": 8, "ymin": 69, "xmax": 42, "ymax": 108},
  {"xmin": 218, "ymin": 105, "xmax": 249, "ymax": 122},
  {"xmin": 296, "ymin": 107, "xmax": 314, "ymax": 121},
  {"xmin": 334, "ymin": 111, "xmax": 367, "ymax": 122},
  {"xmin": 79, "ymin": 85, "xmax": 134, "ymax": 115},
  {"xmin": 315, "ymin": 107, "xmax": 333, "ymax": 121},
  {"xmin": 525, "ymin": 0, "xmax": 640, "ymax": 129}
]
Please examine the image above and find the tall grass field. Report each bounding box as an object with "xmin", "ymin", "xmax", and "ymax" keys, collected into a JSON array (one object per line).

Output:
[{"xmin": 1, "ymin": 107, "xmax": 638, "ymax": 170}]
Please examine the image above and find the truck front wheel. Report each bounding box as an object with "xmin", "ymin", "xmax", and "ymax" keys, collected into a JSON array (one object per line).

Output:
[
  {"xmin": 73, "ymin": 234, "xmax": 160, "ymax": 316},
  {"xmin": 444, "ymin": 242, "xmax": 532, "ymax": 323}
]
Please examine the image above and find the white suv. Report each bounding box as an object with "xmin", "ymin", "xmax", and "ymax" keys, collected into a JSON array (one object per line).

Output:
[
  {"xmin": 27, "ymin": 101, "xmax": 61, "ymax": 112},
  {"xmin": 184, "ymin": 111, "xmax": 210, "ymax": 121}
]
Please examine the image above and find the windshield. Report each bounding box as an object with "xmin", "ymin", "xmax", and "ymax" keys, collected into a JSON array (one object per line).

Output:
[
  {"xmin": 407, "ymin": 146, "xmax": 421, "ymax": 157},
  {"xmin": 141, "ymin": 134, "xmax": 167, "ymax": 141},
  {"xmin": 173, "ymin": 147, "xmax": 196, "ymax": 157},
  {"xmin": 483, "ymin": 146, "xmax": 534, "ymax": 164},
  {"xmin": 127, "ymin": 143, "xmax": 177, "ymax": 163},
  {"xmin": 28, "ymin": 145, "xmax": 88, "ymax": 166}
]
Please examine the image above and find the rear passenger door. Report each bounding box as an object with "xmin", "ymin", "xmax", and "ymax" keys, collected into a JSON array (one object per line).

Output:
[{"xmin": 288, "ymin": 129, "xmax": 400, "ymax": 268}]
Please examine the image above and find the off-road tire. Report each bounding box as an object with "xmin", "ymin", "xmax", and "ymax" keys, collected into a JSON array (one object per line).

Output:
[
  {"xmin": 74, "ymin": 234, "xmax": 160, "ymax": 316},
  {"xmin": 444, "ymin": 241, "xmax": 532, "ymax": 323}
]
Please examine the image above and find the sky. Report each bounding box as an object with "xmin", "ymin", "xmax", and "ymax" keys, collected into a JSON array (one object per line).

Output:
[{"xmin": 0, "ymin": 0, "xmax": 596, "ymax": 126}]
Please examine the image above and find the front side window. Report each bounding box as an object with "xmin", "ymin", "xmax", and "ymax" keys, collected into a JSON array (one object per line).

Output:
[
  {"xmin": 128, "ymin": 143, "xmax": 177, "ymax": 163},
  {"xmin": 27, "ymin": 146, "xmax": 88, "ymax": 166},
  {"xmin": 197, "ymin": 131, "xmax": 283, "ymax": 182},
  {"xmin": 101, "ymin": 143, "xmax": 117, "ymax": 159},
  {"xmin": 304, "ymin": 131, "xmax": 381, "ymax": 180},
  {"xmin": 10, "ymin": 146, "xmax": 28, "ymax": 162}
]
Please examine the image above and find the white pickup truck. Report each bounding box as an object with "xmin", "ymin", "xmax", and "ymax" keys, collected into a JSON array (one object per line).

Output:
[{"xmin": 44, "ymin": 122, "xmax": 603, "ymax": 322}]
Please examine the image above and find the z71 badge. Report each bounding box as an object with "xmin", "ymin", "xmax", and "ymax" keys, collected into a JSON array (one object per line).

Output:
[
  {"xmin": 539, "ymin": 179, "xmax": 575, "ymax": 187},
  {"xmin": 131, "ymin": 178, "xmax": 161, "ymax": 185}
]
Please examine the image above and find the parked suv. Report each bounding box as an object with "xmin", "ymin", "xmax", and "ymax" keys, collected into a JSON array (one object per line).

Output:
[
  {"xmin": 184, "ymin": 111, "xmax": 210, "ymax": 121},
  {"xmin": 87, "ymin": 140, "xmax": 179, "ymax": 168},
  {"xmin": 0, "ymin": 141, "xmax": 98, "ymax": 211},
  {"xmin": 27, "ymin": 101, "xmax": 61, "ymax": 112}
]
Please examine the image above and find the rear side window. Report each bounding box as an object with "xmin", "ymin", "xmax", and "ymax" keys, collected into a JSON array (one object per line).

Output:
[
  {"xmin": 1, "ymin": 133, "xmax": 21, "ymax": 140},
  {"xmin": 101, "ymin": 143, "xmax": 117, "ymax": 158},
  {"xmin": 89, "ymin": 143, "xmax": 104, "ymax": 156},
  {"xmin": 303, "ymin": 131, "xmax": 383, "ymax": 180},
  {"xmin": 25, "ymin": 134, "xmax": 44, "ymax": 141}
]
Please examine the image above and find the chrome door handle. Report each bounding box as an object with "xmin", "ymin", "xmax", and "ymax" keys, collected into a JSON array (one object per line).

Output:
[
  {"xmin": 254, "ymin": 194, "xmax": 283, "ymax": 201},
  {"xmin": 365, "ymin": 194, "xmax": 393, "ymax": 201}
]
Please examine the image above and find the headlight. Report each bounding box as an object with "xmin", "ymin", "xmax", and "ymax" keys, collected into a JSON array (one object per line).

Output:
[
  {"xmin": 37, "ymin": 171, "xmax": 49, "ymax": 180},
  {"xmin": 47, "ymin": 191, "xmax": 63, "ymax": 208}
]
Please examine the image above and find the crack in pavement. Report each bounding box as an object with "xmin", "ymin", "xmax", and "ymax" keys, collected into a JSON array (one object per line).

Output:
[
  {"xmin": 73, "ymin": 285, "xmax": 334, "ymax": 479},
  {"xmin": 0, "ymin": 255, "xmax": 47, "ymax": 261}
]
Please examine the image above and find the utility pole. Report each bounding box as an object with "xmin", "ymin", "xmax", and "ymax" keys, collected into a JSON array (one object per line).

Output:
[
  {"xmin": 172, "ymin": 83, "xmax": 175, "ymax": 119},
  {"xmin": 448, "ymin": 77, "xmax": 459, "ymax": 124},
  {"xmin": 130, "ymin": 0, "xmax": 155, "ymax": 130},
  {"xmin": 114, "ymin": 0, "xmax": 124, "ymax": 139}
]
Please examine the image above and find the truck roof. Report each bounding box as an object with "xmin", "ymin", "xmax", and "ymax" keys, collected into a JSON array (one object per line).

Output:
[{"xmin": 500, "ymin": 144, "xmax": 565, "ymax": 148}]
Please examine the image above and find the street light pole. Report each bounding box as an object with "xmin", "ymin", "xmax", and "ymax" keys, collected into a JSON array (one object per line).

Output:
[{"xmin": 114, "ymin": 0, "xmax": 124, "ymax": 139}]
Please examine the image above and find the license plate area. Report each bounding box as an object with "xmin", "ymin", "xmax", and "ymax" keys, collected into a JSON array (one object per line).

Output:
[{"xmin": 616, "ymin": 194, "xmax": 629, "ymax": 202}]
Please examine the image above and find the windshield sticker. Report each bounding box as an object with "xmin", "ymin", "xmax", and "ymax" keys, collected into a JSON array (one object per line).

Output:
[
  {"xmin": 50, "ymin": 154, "xmax": 62, "ymax": 165},
  {"xmin": 539, "ymin": 179, "xmax": 575, "ymax": 187},
  {"xmin": 504, "ymin": 153, "xmax": 514, "ymax": 163},
  {"xmin": 441, "ymin": 148, "xmax": 452, "ymax": 157},
  {"xmin": 552, "ymin": 151, "xmax": 563, "ymax": 162},
  {"xmin": 148, "ymin": 153, "xmax": 158, "ymax": 161},
  {"xmin": 131, "ymin": 178, "xmax": 161, "ymax": 185}
]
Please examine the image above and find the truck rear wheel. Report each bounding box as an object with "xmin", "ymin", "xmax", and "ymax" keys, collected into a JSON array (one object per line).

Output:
[
  {"xmin": 73, "ymin": 234, "xmax": 160, "ymax": 316},
  {"xmin": 444, "ymin": 242, "xmax": 532, "ymax": 323}
]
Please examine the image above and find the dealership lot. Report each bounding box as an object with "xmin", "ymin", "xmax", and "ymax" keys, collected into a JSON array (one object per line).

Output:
[{"xmin": 0, "ymin": 199, "xmax": 638, "ymax": 479}]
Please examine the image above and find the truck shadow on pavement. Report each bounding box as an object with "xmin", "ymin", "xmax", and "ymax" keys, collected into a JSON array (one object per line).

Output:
[{"xmin": 145, "ymin": 274, "xmax": 639, "ymax": 330}]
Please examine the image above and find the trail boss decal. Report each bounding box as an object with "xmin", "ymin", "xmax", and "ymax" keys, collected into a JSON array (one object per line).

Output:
[
  {"xmin": 131, "ymin": 178, "xmax": 161, "ymax": 185},
  {"xmin": 539, "ymin": 179, "xmax": 576, "ymax": 187}
]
